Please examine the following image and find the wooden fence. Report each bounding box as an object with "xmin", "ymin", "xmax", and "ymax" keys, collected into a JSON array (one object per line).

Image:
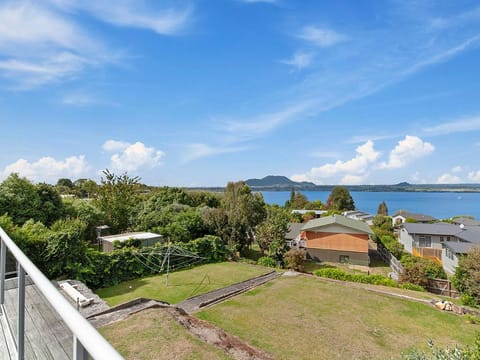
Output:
[
  {"xmin": 426, "ymin": 278, "xmax": 459, "ymax": 298},
  {"xmin": 376, "ymin": 242, "xmax": 404, "ymax": 275}
]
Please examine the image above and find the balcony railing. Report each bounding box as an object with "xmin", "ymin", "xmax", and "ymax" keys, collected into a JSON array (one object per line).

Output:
[
  {"xmin": 412, "ymin": 246, "xmax": 443, "ymax": 265},
  {"xmin": 0, "ymin": 226, "xmax": 124, "ymax": 360}
]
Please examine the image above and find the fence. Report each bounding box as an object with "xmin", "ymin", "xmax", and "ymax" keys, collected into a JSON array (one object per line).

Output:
[
  {"xmin": 376, "ymin": 242, "xmax": 404, "ymax": 275},
  {"xmin": 426, "ymin": 278, "xmax": 459, "ymax": 298},
  {"xmin": 0, "ymin": 226, "xmax": 124, "ymax": 360}
]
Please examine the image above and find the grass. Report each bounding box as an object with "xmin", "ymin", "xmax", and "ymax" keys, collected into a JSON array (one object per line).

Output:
[
  {"xmin": 100, "ymin": 308, "xmax": 231, "ymax": 360},
  {"xmin": 197, "ymin": 275, "xmax": 479, "ymax": 359},
  {"xmin": 96, "ymin": 262, "xmax": 270, "ymax": 306}
]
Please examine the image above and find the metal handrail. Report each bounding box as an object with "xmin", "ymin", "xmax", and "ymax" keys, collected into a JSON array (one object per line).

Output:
[{"xmin": 0, "ymin": 226, "xmax": 124, "ymax": 360}]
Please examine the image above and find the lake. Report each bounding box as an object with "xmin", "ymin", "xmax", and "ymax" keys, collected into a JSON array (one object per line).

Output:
[{"xmin": 261, "ymin": 191, "xmax": 480, "ymax": 220}]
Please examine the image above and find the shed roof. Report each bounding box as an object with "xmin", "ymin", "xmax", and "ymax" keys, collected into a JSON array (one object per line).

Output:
[
  {"xmin": 302, "ymin": 215, "xmax": 373, "ymax": 234},
  {"xmin": 100, "ymin": 232, "xmax": 163, "ymax": 243}
]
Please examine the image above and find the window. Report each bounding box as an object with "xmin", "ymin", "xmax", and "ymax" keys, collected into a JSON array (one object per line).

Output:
[
  {"xmin": 339, "ymin": 255, "xmax": 350, "ymax": 264},
  {"xmin": 440, "ymin": 236, "xmax": 444, "ymax": 242},
  {"xmin": 446, "ymin": 236, "xmax": 451, "ymax": 242},
  {"xmin": 418, "ymin": 235, "xmax": 432, "ymax": 247}
]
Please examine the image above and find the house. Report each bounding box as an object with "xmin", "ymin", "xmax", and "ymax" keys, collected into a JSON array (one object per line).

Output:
[
  {"xmin": 101, "ymin": 231, "xmax": 163, "ymax": 252},
  {"xmin": 286, "ymin": 222, "xmax": 305, "ymax": 248},
  {"xmin": 399, "ymin": 223, "xmax": 480, "ymax": 273},
  {"xmin": 392, "ymin": 210, "xmax": 436, "ymax": 226},
  {"xmin": 300, "ymin": 214, "xmax": 373, "ymax": 266},
  {"xmin": 342, "ymin": 210, "xmax": 374, "ymax": 225}
]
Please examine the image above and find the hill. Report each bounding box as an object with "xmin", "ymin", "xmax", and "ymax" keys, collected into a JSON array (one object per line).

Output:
[{"xmin": 245, "ymin": 175, "xmax": 316, "ymax": 189}]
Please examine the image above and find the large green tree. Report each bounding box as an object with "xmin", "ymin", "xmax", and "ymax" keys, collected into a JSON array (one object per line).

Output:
[
  {"xmin": 377, "ymin": 201, "xmax": 388, "ymax": 216},
  {"xmin": 453, "ymin": 247, "xmax": 480, "ymax": 307},
  {"xmin": 255, "ymin": 206, "xmax": 289, "ymax": 261},
  {"xmin": 223, "ymin": 181, "xmax": 266, "ymax": 252},
  {"xmin": 95, "ymin": 170, "xmax": 141, "ymax": 233},
  {"xmin": 326, "ymin": 186, "xmax": 355, "ymax": 211}
]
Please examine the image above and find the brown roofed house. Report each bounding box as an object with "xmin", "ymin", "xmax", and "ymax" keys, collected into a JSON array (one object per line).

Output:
[{"xmin": 301, "ymin": 214, "xmax": 373, "ymax": 266}]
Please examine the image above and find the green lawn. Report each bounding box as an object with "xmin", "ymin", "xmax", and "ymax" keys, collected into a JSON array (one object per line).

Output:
[
  {"xmin": 197, "ymin": 275, "xmax": 479, "ymax": 359},
  {"xmin": 96, "ymin": 262, "xmax": 270, "ymax": 306},
  {"xmin": 101, "ymin": 308, "xmax": 231, "ymax": 360}
]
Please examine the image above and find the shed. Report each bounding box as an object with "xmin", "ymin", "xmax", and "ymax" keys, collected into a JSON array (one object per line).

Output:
[{"xmin": 100, "ymin": 232, "xmax": 163, "ymax": 252}]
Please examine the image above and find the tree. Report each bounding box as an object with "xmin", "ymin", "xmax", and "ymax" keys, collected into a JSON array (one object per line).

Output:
[
  {"xmin": 95, "ymin": 170, "xmax": 141, "ymax": 233},
  {"xmin": 0, "ymin": 173, "xmax": 42, "ymax": 225},
  {"xmin": 285, "ymin": 189, "xmax": 309, "ymax": 209},
  {"xmin": 377, "ymin": 201, "xmax": 388, "ymax": 216},
  {"xmin": 223, "ymin": 181, "xmax": 266, "ymax": 252},
  {"xmin": 326, "ymin": 186, "xmax": 355, "ymax": 211},
  {"xmin": 255, "ymin": 206, "xmax": 289, "ymax": 259},
  {"xmin": 57, "ymin": 178, "xmax": 74, "ymax": 189},
  {"xmin": 453, "ymin": 247, "xmax": 480, "ymax": 307},
  {"xmin": 74, "ymin": 179, "xmax": 98, "ymax": 198}
]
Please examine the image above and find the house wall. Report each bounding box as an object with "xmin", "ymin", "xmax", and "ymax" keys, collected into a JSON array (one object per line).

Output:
[
  {"xmin": 304, "ymin": 232, "xmax": 369, "ymax": 253},
  {"xmin": 441, "ymin": 248, "xmax": 459, "ymax": 275},
  {"xmin": 392, "ymin": 215, "xmax": 406, "ymax": 226},
  {"xmin": 398, "ymin": 228, "xmax": 414, "ymax": 253},
  {"xmin": 306, "ymin": 248, "xmax": 369, "ymax": 266}
]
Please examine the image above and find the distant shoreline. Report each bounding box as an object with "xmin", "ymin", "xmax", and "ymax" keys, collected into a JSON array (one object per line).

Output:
[{"xmin": 185, "ymin": 185, "xmax": 480, "ymax": 193}]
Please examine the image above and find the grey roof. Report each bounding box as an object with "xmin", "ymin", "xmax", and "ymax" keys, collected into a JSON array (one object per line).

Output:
[
  {"xmin": 100, "ymin": 232, "xmax": 163, "ymax": 243},
  {"xmin": 443, "ymin": 241, "xmax": 478, "ymax": 255},
  {"xmin": 456, "ymin": 229, "xmax": 480, "ymax": 244},
  {"xmin": 402, "ymin": 223, "xmax": 460, "ymax": 236},
  {"xmin": 302, "ymin": 214, "xmax": 373, "ymax": 234},
  {"xmin": 393, "ymin": 210, "xmax": 436, "ymax": 222},
  {"xmin": 286, "ymin": 222, "xmax": 303, "ymax": 240},
  {"xmin": 451, "ymin": 217, "xmax": 480, "ymax": 227}
]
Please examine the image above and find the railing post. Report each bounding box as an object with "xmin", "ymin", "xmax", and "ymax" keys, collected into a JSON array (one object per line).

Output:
[
  {"xmin": 74, "ymin": 336, "xmax": 89, "ymax": 360},
  {"xmin": 0, "ymin": 239, "xmax": 6, "ymax": 305},
  {"xmin": 18, "ymin": 264, "xmax": 25, "ymax": 360}
]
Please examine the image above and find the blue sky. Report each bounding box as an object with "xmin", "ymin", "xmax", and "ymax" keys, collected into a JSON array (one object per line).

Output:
[{"xmin": 1, "ymin": 0, "xmax": 480, "ymax": 186}]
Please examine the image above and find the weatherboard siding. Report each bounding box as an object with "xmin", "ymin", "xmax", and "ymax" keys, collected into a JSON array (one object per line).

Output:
[{"xmin": 304, "ymin": 232, "xmax": 369, "ymax": 253}]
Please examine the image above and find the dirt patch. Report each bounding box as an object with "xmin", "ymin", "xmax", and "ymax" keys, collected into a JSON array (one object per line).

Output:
[{"xmin": 167, "ymin": 307, "xmax": 274, "ymax": 360}]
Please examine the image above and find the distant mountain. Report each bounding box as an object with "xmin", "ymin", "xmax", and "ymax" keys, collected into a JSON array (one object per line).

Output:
[{"xmin": 245, "ymin": 175, "xmax": 316, "ymax": 188}]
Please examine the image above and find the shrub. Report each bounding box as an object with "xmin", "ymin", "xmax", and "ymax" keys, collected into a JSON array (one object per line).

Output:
[
  {"xmin": 400, "ymin": 283, "xmax": 425, "ymax": 292},
  {"xmin": 453, "ymin": 247, "xmax": 480, "ymax": 308},
  {"xmin": 257, "ymin": 256, "xmax": 276, "ymax": 268},
  {"xmin": 314, "ymin": 268, "xmax": 397, "ymax": 287},
  {"xmin": 180, "ymin": 235, "xmax": 230, "ymax": 263},
  {"xmin": 283, "ymin": 249, "xmax": 306, "ymax": 271}
]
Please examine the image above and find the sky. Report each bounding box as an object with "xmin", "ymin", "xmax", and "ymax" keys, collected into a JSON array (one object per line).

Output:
[{"xmin": 1, "ymin": 0, "xmax": 480, "ymax": 187}]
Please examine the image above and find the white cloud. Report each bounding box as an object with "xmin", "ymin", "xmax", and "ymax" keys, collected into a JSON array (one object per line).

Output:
[
  {"xmin": 468, "ymin": 171, "xmax": 480, "ymax": 182},
  {"xmin": 102, "ymin": 140, "xmax": 130, "ymax": 152},
  {"xmin": 423, "ymin": 114, "xmax": 480, "ymax": 136},
  {"xmin": 451, "ymin": 166, "xmax": 463, "ymax": 173},
  {"xmin": 298, "ymin": 25, "xmax": 347, "ymax": 47},
  {"xmin": 103, "ymin": 140, "xmax": 165, "ymax": 171},
  {"xmin": 380, "ymin": 136, "xmax": 434, "ymax": 169},
  {"xmin": 436, "ymin": 173, "xmax": 462, "ymax": 184},
  {"xmin": 2, "ymin": 155, "xmax": 89, "ymax": 183},
  {"xmin": 62, "ymin": 92, "xmax": 98, "ymax": 106},
  {"xmin": 340, "ymin": 174, "xmax": 366, "ymax": 185},
  {"xmin": 291, "ymin": 140, "xmax": 379, "ymax": 184},
  {"xmin": 182, "ymin": 143, "xmax": 248, "ymax": 162},
  {"xmin": 49, "ymin": 1, "xmax": 192, "ymax": 35},
  {"xmin": 280, "ymin": 52, "xmax": 312, "ymax": 70},
  {"xmin": 0, "ymin": 1, "xmax": 110, "ymax": 88},
  {"xmin": 221, "ymin": 102, "xmax": 311, "ymax": 142}
]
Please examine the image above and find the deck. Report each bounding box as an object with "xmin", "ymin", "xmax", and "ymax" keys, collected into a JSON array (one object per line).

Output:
[{"xmin": 0, "ymin": 278, "xmax": 73, "ymax": 359}]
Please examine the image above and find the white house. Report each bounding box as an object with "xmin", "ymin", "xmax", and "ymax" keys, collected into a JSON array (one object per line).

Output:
[
  {"xmin": 392, "ymin": 210, "xmax": 436, "ymax": 227},
  {"xmin": 342, "ymin": 210, "xmax": 374, "ymax": 225},
  {"xmin": 399, "ymin": 223, "xmax": 480, "ymax": 274}
]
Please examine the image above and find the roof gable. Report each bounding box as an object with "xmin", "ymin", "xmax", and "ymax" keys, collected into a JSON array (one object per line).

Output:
[{"xmin": 302, "ymin": 215, "xmax": 373, "ymax": 235}]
